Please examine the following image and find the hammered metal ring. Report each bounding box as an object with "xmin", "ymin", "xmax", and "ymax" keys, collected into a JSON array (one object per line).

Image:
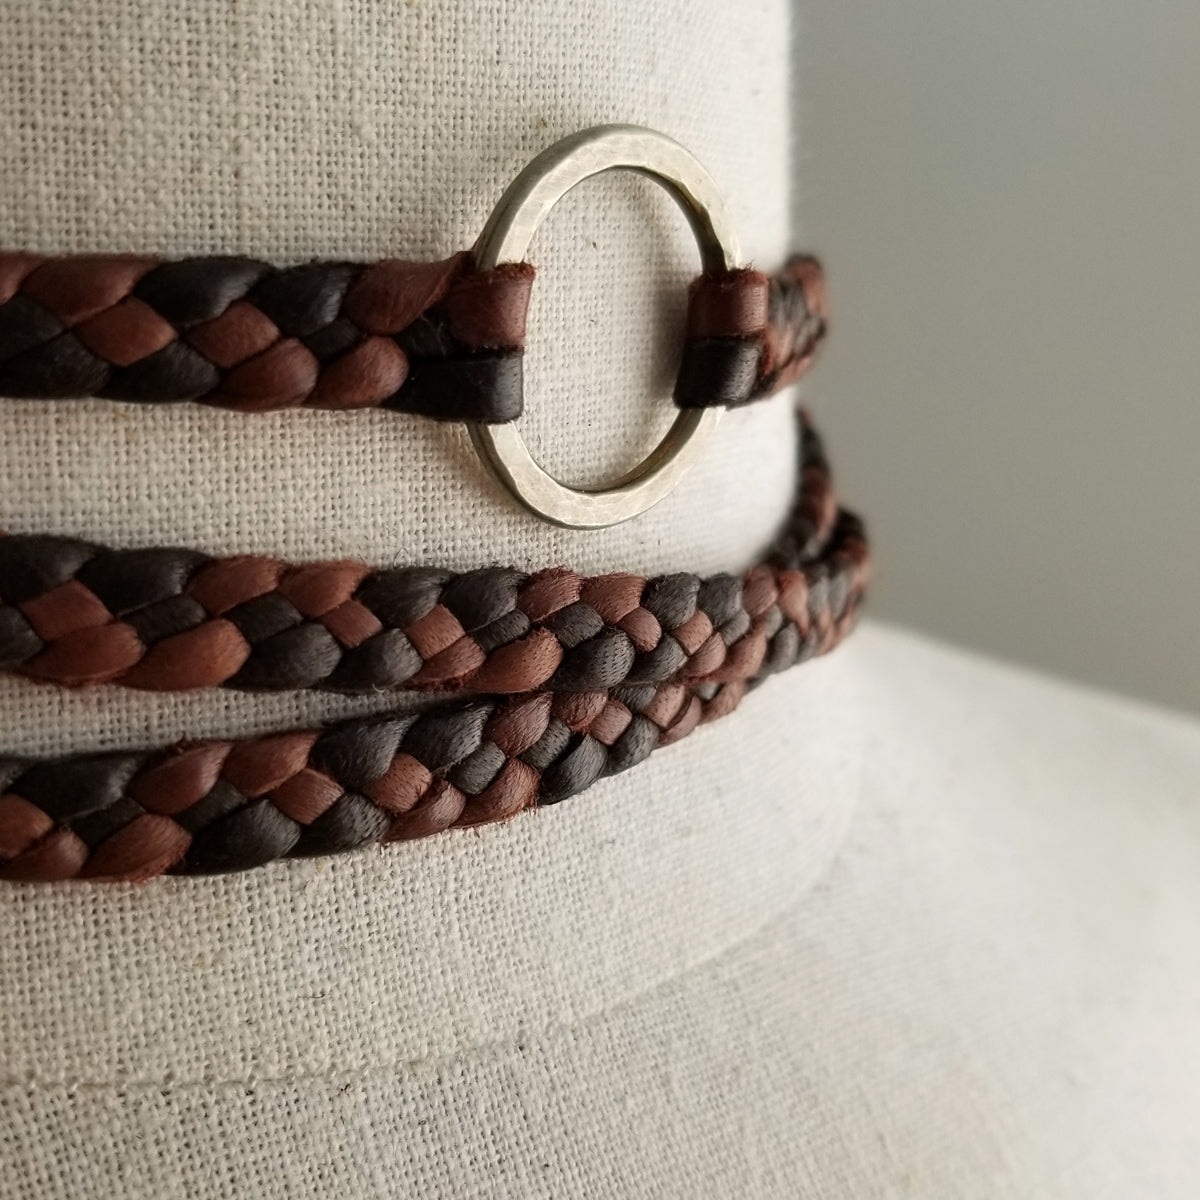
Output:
[{"xmin": 469, "ymin": 125, "xmax": 741, "ymax": 530}]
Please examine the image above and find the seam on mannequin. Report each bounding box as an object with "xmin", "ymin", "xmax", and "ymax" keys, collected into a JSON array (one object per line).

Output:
[
  {"xmin": 0, "ymin": 869, "xmax": 844, "ymax": 1097},
  {"xmin": 0, "ymin": 655, "xmax": 865, "ymax": 1094}
]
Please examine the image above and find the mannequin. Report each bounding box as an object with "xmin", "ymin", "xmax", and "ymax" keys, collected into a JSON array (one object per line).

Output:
[{"xmin": 1, "ymin": 3, "xmax": 1197, "ymax": 1197}]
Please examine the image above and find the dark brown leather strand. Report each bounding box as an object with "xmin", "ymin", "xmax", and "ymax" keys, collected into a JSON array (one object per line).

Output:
[
  {"xmin": 0, "ymin": 413, "xmax": 867, "ymax": 882},
  {"xmin": 0, "ymin": 250, "xmax": 825, "ymax": 420},
  {"xmin": 0, "ymin": 411, "xmax": 841, "ymax": 696}
]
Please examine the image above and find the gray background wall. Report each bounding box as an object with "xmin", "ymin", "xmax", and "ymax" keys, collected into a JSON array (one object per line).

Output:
[{"xmin": 794, "ymin": 2, "xmax": 1199, "ymax": 713}]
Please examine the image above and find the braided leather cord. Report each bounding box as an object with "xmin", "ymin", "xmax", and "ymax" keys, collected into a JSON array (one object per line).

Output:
[
  {"xmin": 0, "ymin": 414, "xmax": 867, "ymax": 882},
  {"xmin": 0, "ymin": 409, "xmax": 841, "ymax": 695},
  {"xmin": 0, "ymin": 250, "xmax": 534, "ymax": 422},
  {"xmin": 0, "ymin": 250, "xmax": 825, "ymax": 420},
  {"xmin": 676, "ymin": 254, "xmax": 827, "ymax": 408}
]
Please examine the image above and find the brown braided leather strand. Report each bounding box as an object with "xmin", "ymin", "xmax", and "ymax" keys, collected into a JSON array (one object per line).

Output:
[
  {"xmin": 0, "ymin": 415, "xmax": 868, "ymax": 882},
  {"xmin": 0, "ymin": 250, "xmax": 534, "ymax": 422},
  {"xmin": 0, "ymin": 251, "xmax": 825, "ymax": 420},
  {"xmin": 676, "ymin": 254, "xmax": 827, "ymax": 408},
  {"xmin": 0, "ymin": 410, "xmax": 842, "ymax": 695},
  {"xmin": 0, "ymin": 516, "xmax": 866, "ymax": 882}
]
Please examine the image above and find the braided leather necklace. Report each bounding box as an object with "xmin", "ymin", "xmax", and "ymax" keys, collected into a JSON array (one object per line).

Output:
[
  {"xmin": 0, "ymin": 250, "xmax": 822, "ymax": 423},
  {"xmin": 0, "ymin": 414, "xmax": 866, "ymax": 882},
  {"xmin": 1, "ymin": 413, "xmax": 842, "ymax": 695},
  {"xmin": 0, "ymin": 125, "xmax": 868, "ymax": 883}
]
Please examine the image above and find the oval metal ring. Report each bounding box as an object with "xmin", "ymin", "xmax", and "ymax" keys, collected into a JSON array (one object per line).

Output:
[{"xmin": 470, "ymin": 125, "xmax": 741, "ymax": 530}]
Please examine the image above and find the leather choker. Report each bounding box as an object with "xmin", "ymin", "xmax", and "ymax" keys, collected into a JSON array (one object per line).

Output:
[
  {"xmin": 0, "ymin": 125, "xmax": 869, "ymax": 883},
  {"xmin": 0, "ymin": 249, "xmax": 822, "ymax": 425},
  {"xmin": 0, "ymin": 125, "xmax": 826, "ymax": 530}
]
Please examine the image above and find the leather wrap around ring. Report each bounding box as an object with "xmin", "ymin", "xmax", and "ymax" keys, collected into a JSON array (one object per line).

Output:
[{"xmin": 0, "ymin": 125, "xmax": 826, "ymax": 529}]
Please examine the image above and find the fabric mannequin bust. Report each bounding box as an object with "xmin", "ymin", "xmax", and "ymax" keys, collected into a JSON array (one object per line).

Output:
[{"xmin": 0, "ymin": 3, "xmax": 1197, "ymax": 1197}]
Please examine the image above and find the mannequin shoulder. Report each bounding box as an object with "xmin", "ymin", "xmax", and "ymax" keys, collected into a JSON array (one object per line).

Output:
[
  {"xmin": 845, "ymin": 621, "xmax": 1200, "ymax": 823},
  {"xmin": 800, "ymin": 622, "xmax": 1199, "ymax": 1195}
]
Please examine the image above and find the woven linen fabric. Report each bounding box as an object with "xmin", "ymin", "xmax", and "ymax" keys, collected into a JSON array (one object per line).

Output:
[
  {"xmin": 6, "ymin": 3, "xmax": 1195, "ymax": 1199},
  {"xmin": 0, "ymin": 0, "xmax": 859, "ymax": 1193},
  {"xmin": 3, "ymin": 627, "xmax": 1199, "ymax": 1199}
]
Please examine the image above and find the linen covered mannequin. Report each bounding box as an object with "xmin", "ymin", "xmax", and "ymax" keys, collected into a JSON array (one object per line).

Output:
[{"xmin": 1, "ymin": 3, "xmax": 1197, "ymax": 1197}]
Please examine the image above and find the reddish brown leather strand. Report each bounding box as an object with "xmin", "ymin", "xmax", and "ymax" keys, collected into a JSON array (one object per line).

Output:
[
  {"xmin": 0, "ymin": 413, "xmax": 868, "ymax": 882},
  {"xmin": 0, "ymin": 251, "xmax": 825, "ymax": 419},
  {"xmin": 0, "ymin": 414, "xmax": 841, "ymax": 696}
]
